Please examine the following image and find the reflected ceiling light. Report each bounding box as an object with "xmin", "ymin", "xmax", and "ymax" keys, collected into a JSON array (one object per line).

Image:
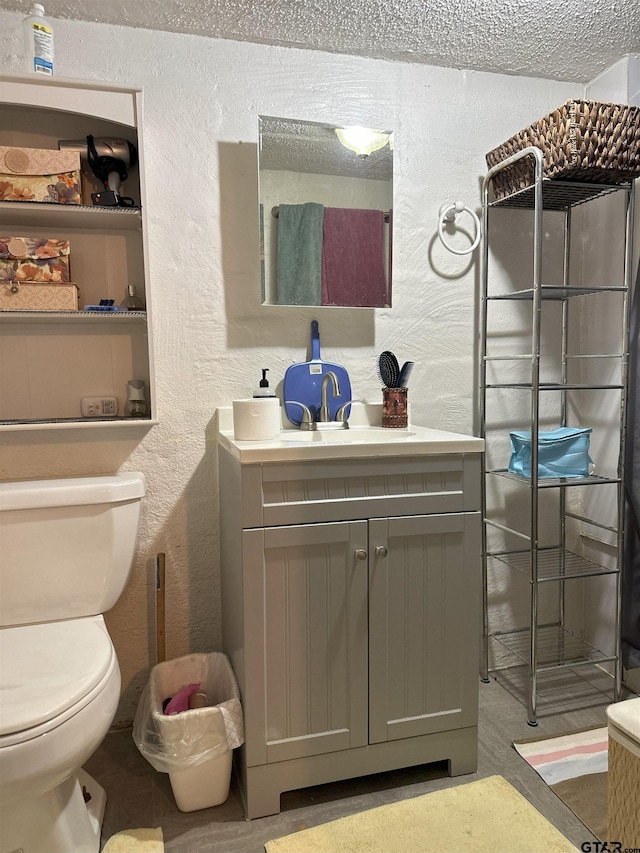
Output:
[{"xmin": 334, "ymin": 126, "xmax": 392, "ymax": 158}]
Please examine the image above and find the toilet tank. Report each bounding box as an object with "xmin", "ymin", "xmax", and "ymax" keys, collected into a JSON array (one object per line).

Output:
[{"xmin": 0, "ymin": 472, "xmax": 146, "ymax": 628}]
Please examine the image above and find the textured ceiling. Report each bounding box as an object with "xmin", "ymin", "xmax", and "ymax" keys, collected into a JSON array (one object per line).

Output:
[
  {"xmin": 260, "ymin": 116, "xmax": 393, "ymax": 179},
  {"xmin": 1, "ymin": 0, "xmax": 639, "ymax": 84}
]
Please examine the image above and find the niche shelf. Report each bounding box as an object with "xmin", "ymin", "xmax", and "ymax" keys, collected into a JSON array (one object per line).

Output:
[{"xmin": 0, "ymin": 73, "xmax": 155, "ymax": 429}]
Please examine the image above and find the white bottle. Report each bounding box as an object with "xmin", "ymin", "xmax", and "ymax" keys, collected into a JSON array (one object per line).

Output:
[
  {"xmin": 23, "ymin": 4, "xmax": 54, "ymax": 76},
  {"xmin": 253, "ymin": 369, "xmax": 276, "ymax": 398}
]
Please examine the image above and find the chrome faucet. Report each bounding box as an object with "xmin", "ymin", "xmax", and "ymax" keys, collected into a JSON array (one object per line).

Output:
[
  {"xmin": 318, "ymin": 371, "xmax": 341, "ymax": 422},
  {"xmin": 285, "ymin": 401, "xmax": 316, "ymax": 430}
]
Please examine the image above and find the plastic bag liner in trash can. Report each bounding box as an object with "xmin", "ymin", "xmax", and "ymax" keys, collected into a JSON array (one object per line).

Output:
[{"xmin": 133, "ymin": 652, "xmax": 244, "ymax": 811}]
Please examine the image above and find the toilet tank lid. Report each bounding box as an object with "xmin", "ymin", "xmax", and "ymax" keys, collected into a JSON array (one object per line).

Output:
[{"xmin": 0, "ymin": 472, "xmax": 146, "ymax": 512}]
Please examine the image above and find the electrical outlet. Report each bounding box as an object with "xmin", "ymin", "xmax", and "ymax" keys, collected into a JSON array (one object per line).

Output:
[{"xmin": 81, "ymin": 396, "xmax": 118, "ymax": 417}]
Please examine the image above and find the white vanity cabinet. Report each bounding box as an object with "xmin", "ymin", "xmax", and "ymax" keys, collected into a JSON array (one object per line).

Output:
[
  {"xmin": 0, "ymin": 74, "xmax": 155, "ymax": 429},
  {"xmin": 218, "ymin": 443, "xmax": 483, "ymax": 818}
]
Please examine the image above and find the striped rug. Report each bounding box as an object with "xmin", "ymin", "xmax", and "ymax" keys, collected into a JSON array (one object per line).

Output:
[{"xmin": 513, "ymin": 726, "xmax": 608, "ymax": 841}]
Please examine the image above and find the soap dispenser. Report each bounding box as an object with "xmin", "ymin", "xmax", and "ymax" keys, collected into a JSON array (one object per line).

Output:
[{"xmin": 254, "ymin": 369, "xmax": 276, "ymax": 398}]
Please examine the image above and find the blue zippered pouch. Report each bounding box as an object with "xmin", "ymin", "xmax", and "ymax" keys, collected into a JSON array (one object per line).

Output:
[{"xmin": 508, "ymin": 427, "xmax": 593, "ymax": 478}]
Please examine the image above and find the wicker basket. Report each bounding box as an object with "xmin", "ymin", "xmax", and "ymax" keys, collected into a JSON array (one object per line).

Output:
[{"xmin": 486, "ymin": 99, "xmax": 640, "ymax": 200}]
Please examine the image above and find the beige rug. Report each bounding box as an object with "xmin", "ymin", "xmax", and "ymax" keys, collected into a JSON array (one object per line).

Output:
[
  {"xmin": 103, "ymin": 827, "xmax": 164, "ymax": 852},
  {"xmin": 264, "ymin": 775, "xmax": 578, "ymax": 853}
]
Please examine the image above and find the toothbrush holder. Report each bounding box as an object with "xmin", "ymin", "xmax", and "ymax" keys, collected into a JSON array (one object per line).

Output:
[{"xmin": 382, "ymin": 387, "xmax": 408, "ymax": 428}]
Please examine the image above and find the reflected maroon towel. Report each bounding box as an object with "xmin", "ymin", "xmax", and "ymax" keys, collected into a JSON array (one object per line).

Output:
[{"xmin": 321, "ymin": 207, "xmax": 388, "ymax": 307}]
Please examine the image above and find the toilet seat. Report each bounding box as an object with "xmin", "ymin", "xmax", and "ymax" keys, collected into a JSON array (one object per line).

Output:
[{"xmin": 0, "ymin": 616, "xmax": 115, "ymax": 747}]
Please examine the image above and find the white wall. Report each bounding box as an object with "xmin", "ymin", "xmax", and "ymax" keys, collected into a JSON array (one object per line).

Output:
[
  {"xmin": 0, "ymin": 10, "xmax": 581, "ymax": 724},
  {"xmin": 580, "ymin": 57, "xmax": 640, "ymax": 676},
  {"xmin": 588, "ymin": 56, "xmax": 640, "ymax": 106}
]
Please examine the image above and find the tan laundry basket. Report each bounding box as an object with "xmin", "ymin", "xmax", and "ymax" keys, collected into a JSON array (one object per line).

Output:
[{"xmin": 606, "ymin": 696, "xmax": 640, "ymax": 847}]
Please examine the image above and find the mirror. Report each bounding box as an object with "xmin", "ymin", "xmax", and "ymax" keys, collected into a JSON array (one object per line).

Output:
[{"xmin": 258, "ymin": 116, "xmax": 393, "ymax": 308}]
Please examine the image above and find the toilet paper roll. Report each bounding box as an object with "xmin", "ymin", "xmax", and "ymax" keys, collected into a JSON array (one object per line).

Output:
[{"xmin": 233, "ymin": 398, "xmax": 281, "ymax": 441}]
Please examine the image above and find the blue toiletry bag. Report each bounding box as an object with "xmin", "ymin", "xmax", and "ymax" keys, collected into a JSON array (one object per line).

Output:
[{"xmin": 508, "ymin": 427, "xmax": 593, "ymax": 478}]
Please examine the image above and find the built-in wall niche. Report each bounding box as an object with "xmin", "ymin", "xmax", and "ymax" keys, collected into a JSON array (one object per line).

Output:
[
  {"xmin": 258, "ymin": 115, "xmax": 393, "ymax": 308},
  {"xmin": 0, "ymin": 74, "xmax": 155, "ymax": 429}
]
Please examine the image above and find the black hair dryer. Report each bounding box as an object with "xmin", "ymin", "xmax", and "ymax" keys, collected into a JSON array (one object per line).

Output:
[{"xmin": 58, "ymin": 135, "xmax": 138, "ymax": 207}]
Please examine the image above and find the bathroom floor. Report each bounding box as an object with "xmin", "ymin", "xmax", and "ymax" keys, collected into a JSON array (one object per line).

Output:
[{"xmin": 86, "ymin": 667, "xmax": 624, "ymax": 853}]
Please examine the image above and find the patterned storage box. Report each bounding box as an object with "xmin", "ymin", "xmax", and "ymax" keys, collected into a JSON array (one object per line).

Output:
[
  {"xmin": 0, "ymin": 280, "xmax": 78, "ymax": 311},
  {"xmin": 0, "ymin": 146, "xmax": 81, "ymax": 204},
  {"xmin": 486, "ymin": 100, "xmax": 640, "ymax": 200},
  {"xmin": 0, "ymin": 237, "xmax": 71, "ymax": 283}
]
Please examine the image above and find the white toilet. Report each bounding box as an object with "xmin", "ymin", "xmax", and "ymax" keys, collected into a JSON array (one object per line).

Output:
[{"xmin": 0, "ymin": 472, "xmax": 146, "ymax": 853}]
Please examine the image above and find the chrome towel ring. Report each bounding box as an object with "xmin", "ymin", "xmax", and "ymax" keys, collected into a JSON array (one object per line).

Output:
[{"xmin": 438, "ymin": 201, "xmax": 481, "ymax": 255}]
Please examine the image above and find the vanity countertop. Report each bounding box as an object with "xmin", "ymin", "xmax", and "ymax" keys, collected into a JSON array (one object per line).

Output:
[{"xmin": 217, "ymin": 404, "xmax": 484, "ymax": 464}]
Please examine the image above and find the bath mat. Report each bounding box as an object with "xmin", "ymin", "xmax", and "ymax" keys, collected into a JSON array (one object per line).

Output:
[
  {"xmin": 513, "ymin": 726, "xmax": 608, "ymax": 841},
  {"xmin": 264, "ymin": 775, "xmax": 578, "ymax": 853},
  {"xmin": 103, "ymin": 827, "xmax": 164, "ymax": 852}
]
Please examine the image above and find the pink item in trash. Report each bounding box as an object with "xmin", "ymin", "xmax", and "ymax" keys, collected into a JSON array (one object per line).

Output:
[{"xmin": 164, "ymin": 682, "xmax": 201, "ymax": 715}]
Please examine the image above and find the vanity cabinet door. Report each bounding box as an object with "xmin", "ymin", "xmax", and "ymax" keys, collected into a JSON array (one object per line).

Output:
[
  {"xmin": 368, "ymin": 512, "xmax": 481, "ymax": 744},
  {"xmin": 242, "ymin": 520, "xmax": 369, "ymax": 767}
]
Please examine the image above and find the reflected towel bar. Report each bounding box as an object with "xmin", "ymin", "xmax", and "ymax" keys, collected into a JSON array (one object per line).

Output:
[{"xmin": 271, "ymin": 205, "xmax": 390, "ymax": 223}]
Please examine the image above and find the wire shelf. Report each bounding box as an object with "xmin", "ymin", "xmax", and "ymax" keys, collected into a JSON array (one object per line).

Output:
[
  {"xmin": 488, "ymin": 548, "xmax": 618, "ymax": 581},
  {"xmin": 0, "ymin": 200, "xmax": 142, "ymax": 230},
  {"xmin": 488, "ymin": 624, "xmax": 615, "ymax": 672},
  {"xmin": 487, "ymin": 285, "xmax": 627, "ymax": 301},
  {"xmin": 485, "ymin": 382, "xmax": 623, "ymax": 390},
  {"xmin": 0, "ymin": 310, "xmax": 146, "ymax": 323},
  {"xmin": 486, "ymin": 469, "xmax": 619, "ymax": 488},
  {"xmin": 0, "ymin": 199, "xmax": 141, "ymax": 214},
  {"xmin": 0, "ymin": 415, "xmax": 149, "ymax": 425},
  {"xmin": 489, "ymin": 180, "xmax": 629, "ymax": 211}
]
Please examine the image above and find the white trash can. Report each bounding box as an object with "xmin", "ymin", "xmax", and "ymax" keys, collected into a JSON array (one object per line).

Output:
[{"xmin": 133, "ymin": 652, "xmax": 244, "ymax": 812}]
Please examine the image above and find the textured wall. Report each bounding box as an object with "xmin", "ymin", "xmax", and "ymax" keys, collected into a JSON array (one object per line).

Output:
[
  {"xmin": 579, "ymin": 61, "xmax": 640, "ymax": 666},
  {"xmin": 0, "ymin": 10, "xmax": 581, "ymax": 725}
]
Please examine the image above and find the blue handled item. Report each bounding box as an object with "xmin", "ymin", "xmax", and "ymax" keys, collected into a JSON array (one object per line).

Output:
[
  {"xmin": 508, "ymin": 427, "xmax": 593, "ymax": 478},
  {"xmin": 283, "ymin": 320, "xmax": 352, "ymax": 425}
]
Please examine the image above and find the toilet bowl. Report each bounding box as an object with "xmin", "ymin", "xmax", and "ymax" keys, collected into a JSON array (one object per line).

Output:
[
  {"xmin": 0, "ymin": 473, "xmax": 146, "ymax": 853},
  {"xmin": 0, "ymin": 616, "xmax": 120, "ymax": 852}
]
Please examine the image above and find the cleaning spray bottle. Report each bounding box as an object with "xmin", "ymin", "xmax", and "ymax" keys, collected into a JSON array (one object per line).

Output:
[
  {"xmin": 253, "ymin": 369, "xmax": 276, "ymax": 398},
  {"xmin": 23, "ymin": 3, "xmax": 54, "ymax": 75}
]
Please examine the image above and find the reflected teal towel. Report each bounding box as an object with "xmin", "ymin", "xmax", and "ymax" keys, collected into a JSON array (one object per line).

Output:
[{"xmin": 276, "ymin": 203, "xmax": 324, "ymax": 305}]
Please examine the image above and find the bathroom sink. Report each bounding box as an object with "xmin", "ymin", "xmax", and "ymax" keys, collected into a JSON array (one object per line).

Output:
[
  {"xmin": 281, "ymin": 427, "xmax": 416, "ymax": 443},
  {"xmin": 216, "ymin": 403, "xmax": 484, "ymax": 463}
]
